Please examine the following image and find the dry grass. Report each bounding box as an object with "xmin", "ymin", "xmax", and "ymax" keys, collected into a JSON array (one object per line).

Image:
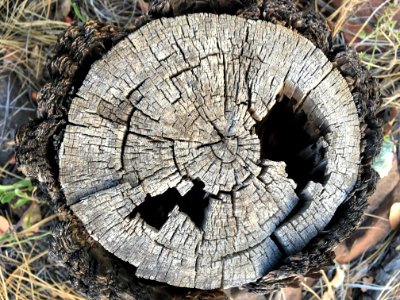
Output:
[
  {"xmin": 0, "ymin": 221, "xmax": 85, "ymax": 300},
  {"xmin": 0, "ymin": 167, "xmax": 85, "ymax": 300},
  {"xmin": 0, "ymin": 0, "xmax": 69, "ymax": 155},
  {"xmin": 326, "ymin": 0, "xmax": 400, "ymax": 109},
  {"xmin": 77, "ymin": 0, "xmax": 147, "ymax": 28},
  {"xmin": 0, "ymin": 0, "xmax": 69, "ymax": 90},
  {"xmin": 299, "ymin": 229, "xmax": 400, "ymax": 300},
  {"xmin": 0, "ymin": 73, "xmax": 35, "ymax": 156},
  {"xmin": 354, "ymin": 5, "xmax": 400, "ymax": 109},
  {"xmin": 326, "ymin": 0, "xmax": 366, "ymax": 37}
]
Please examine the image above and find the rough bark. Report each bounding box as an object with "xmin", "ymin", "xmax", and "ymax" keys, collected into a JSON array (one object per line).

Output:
[{"xmin": 15, "ymin": 0, "xmax": 382, "ymax": 298}]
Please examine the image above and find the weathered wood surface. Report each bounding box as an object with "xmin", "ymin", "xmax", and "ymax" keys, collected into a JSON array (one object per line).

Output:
[
  {"xmin": 58, "ymin": 14, "xmax": 360, "ymax": 289},
  {"xmin": 15, "ymin": 0, "xmax": 382, "ymax": 298}
]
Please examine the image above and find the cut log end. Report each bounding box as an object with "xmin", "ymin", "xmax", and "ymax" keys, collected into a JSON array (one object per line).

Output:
[{"xmin": 56, "ymin": 14, "xmax": 361, "ymax": 289}]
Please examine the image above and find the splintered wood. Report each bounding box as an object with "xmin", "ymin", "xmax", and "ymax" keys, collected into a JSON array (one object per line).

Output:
[{"xmin": 59, "ymin": 14, "xmax": 361, "ymax": 289}]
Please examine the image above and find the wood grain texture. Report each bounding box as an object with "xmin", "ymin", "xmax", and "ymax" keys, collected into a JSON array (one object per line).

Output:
[{"xmin": 57, "ymin": 14, "xmax": 360, "ymax": 289}]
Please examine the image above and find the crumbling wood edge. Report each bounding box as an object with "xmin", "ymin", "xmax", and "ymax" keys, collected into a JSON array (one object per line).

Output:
[{"xmin": 15, "ymin": 0, "xmax": 382, "ymax": 298}]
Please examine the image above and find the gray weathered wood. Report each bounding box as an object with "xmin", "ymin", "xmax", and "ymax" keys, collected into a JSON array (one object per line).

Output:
[{"xmin": 58, "ymin": 14, "xmax": 360, "ymax": 289}]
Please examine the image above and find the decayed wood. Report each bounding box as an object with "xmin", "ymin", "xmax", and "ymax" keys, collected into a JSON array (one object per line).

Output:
[
  {"xmin": 15, "ymin": 0, "xmax": 382, "ymax": 298},
  {"xmin": 56, "ymin": 14, "xmax": 360, "ymax": 289}
]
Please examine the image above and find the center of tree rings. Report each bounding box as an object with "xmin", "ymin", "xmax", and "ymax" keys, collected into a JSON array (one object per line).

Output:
[
  {"xmin": 59, "ymin": 14, "xmax": 361, "ymax": 289},
  {"xmin": 211, "ymin": 138, "xmax": 239, "ymax": 163}
]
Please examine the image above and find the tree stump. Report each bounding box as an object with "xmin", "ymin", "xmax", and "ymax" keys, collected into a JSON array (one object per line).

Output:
[{"xmin": 16, "ymin": 0, "xmax": 382, "ymax": 298}]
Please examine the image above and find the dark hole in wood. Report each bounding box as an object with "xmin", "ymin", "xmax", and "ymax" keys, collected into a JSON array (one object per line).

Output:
[
  {"xmin": 128, "ymin": 180, "xmax": 209, "ymax": 230},
  {"xmin": 256, "ymin": 96, "xmax": 327, "ymax": 191}
]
